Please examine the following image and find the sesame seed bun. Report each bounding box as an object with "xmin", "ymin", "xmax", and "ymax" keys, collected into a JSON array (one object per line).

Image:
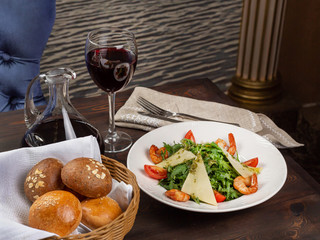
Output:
[
  {"xmin": 24, "ymin": 158, "xmax": 64, "ymax": 202},
  {"xmin": 29, "ymin": 190, "xmax": 82, "ymax": 237},
  {"xmin": 61, "ymin": 157, "xmax": 112, "ymax": 198}
]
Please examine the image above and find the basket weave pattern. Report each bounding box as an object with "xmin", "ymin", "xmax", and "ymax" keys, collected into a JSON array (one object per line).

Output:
[{"xmin": 46, "ymin": 155, "xmax": 140, "ymax": 240}]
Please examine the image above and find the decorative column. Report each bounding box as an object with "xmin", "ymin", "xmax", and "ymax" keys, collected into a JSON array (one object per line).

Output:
[{"xmin": 228, "ymin": 0, "xmax": 287, "ymax": 104}]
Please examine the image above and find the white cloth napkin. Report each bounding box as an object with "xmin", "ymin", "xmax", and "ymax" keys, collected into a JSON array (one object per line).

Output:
[
  {"xmin": 0, "ymin": 136, "xmax": 132, "ymax": 240},
  {"xmin": 115, "ymin": 87, "xmax": 303, "ymax": 148}
]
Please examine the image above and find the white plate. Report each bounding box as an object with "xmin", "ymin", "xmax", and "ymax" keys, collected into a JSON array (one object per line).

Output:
[{"xmin": 127, "ymin": 121, "xmax": 287, "ymax": 213}]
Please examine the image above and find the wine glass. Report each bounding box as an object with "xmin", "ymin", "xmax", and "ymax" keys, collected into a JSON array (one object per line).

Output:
[{"xmin": 85, "ymin": 27, "xmax": 137, "ymax": 153}]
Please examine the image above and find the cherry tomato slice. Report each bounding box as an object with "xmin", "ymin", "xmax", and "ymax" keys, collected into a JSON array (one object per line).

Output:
[
  {"xmin": 243, "ymin": 157, "xmax": 259, "ymax": 167},
  {"xmin": 214, "ymin": 190, "xmax": 226, "ymax": 203},
  {"xmin": 184, "ymin": 130, "xmax": 196, "ymax": 143},
  {"xmin": 144, "ymin": 165, "xmax": 167, "ymax": 179}
]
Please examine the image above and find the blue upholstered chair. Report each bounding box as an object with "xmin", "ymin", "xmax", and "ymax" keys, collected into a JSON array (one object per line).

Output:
[{"xmin": 0, "ymin": 0, "xmax": 56, "ymax": 112}]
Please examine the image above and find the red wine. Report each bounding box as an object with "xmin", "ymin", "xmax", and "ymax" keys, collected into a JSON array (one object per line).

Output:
[
  {"xmin": 86, "ymin": 47, "xmax": 137, "ymax": 92},
  {"xmin": 23, "ymin": 119, "xmax": 104, "ymax": 153}
]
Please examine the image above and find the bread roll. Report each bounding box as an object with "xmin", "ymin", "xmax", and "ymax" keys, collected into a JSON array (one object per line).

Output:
[
  {"xmin": 81, "ymin": 196, "xmax": 123, "ymax": 229},
  {"xmin": 63, "ymin": 186, "xmax": 86, "ymax": 202},
  {"xmin": 61, "ymin": 157, "xmax": 112, "ymax": 198},
  {"xmin": 29, "ymin": 190, "xmax": 82, "ymax": 237},
  {"xmin": 24, "ymin": 158, "xmax": 64, "ymax": 202}
]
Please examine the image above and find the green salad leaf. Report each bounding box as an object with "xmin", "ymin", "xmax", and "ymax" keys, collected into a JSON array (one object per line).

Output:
[
  {"xmin": 159, "ymin": 160, "xmax": 192, "ymax": 191},
  {"xmin": 159, "ymin": 139, "xmax": 243, "ymax": 201}
]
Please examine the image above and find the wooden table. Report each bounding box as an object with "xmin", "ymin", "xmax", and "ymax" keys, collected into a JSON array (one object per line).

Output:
[{"xmin": 0, "ymin": 79, "xmax": 319, "ymax": 239}]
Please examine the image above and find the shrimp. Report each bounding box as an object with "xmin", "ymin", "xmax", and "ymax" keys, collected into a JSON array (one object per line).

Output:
[
  {"xmin": 215, "ymin": 133, "xmax": 237, "ymax": 155},
  {"xmin": 149, "ymin": 145, "xmax": 168, "ymax": 164},
  {"xmin": 233, "ymin": 173, "xmax": 258, "ymax": 195},
  {"xmin": 228, "ymin": 133, "xmax": 237, "ymax": 155},
  {"xmin": 165, "ymin": 189, "xmax": 190, "ymax": 202},
  {"xmin": 215, "ymin": 138, "xmax": 227, "ymax": 149}
]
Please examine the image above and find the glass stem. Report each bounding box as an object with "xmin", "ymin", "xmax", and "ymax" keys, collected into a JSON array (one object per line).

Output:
[{"xmin": 107, "ymin": 92, "xmax": 117, "ymax": 141}]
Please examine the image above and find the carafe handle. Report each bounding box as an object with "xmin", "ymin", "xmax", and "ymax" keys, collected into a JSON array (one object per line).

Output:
[
  {"xmin": 24, "ymin": 68, "xmax": 76, "ymax": 129},
  {"xmin": 24, "ymin": 74, "xmax": 46, "ymax": 128}
]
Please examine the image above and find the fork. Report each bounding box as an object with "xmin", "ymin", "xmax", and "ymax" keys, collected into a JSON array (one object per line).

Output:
[{"xmin": 137, "ymin": 96, "xmax": 240, "ymax": 126}]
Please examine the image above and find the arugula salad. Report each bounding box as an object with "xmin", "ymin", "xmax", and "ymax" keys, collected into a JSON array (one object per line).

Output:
[{"xmin": 144, "ymin": 130, "xmax": 261, "ymax": 206}]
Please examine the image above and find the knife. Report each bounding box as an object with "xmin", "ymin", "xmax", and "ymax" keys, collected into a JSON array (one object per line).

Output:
[{"xmin": 138, "ymin": 111, "xmax": 240, "ymax": 126}]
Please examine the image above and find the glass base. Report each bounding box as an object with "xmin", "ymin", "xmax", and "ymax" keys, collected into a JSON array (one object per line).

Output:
[{"xmin": 103, "ymin": 130, "xmax": 132, "ymax": 153}]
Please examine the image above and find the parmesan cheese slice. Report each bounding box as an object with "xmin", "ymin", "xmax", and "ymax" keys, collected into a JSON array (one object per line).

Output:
[
  {"xmin": 181, "ymin": 155, "xmax": 217, "ymax": 206},
  {"xmin": 156, "ymin": 149, "xmax": 196, "ymax": 168},
  {"xmin": 217, "ymin": 142, "xmax": 253, "ymax": 178}
]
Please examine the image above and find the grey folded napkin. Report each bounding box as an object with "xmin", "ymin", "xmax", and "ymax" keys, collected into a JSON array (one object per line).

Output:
[{"xmin": 115, "ymin": 87, "xmax": 303, "ymax": 148}]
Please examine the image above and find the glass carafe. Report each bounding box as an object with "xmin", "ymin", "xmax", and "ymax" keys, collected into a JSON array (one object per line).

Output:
[{"xmin": 23, "ymin": 68, "xmax": 104, "ymax": 153}]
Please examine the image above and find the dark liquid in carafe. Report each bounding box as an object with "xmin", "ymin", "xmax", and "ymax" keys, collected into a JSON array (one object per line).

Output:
[{"xmin": 22, "ymin": 119, "xmax": 104, "ymax": 153}]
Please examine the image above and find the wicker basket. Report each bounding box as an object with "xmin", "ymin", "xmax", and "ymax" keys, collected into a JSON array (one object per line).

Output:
[{"xmin": 46, "ymin": 155, "xmax": 140, "ymax": 240}]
